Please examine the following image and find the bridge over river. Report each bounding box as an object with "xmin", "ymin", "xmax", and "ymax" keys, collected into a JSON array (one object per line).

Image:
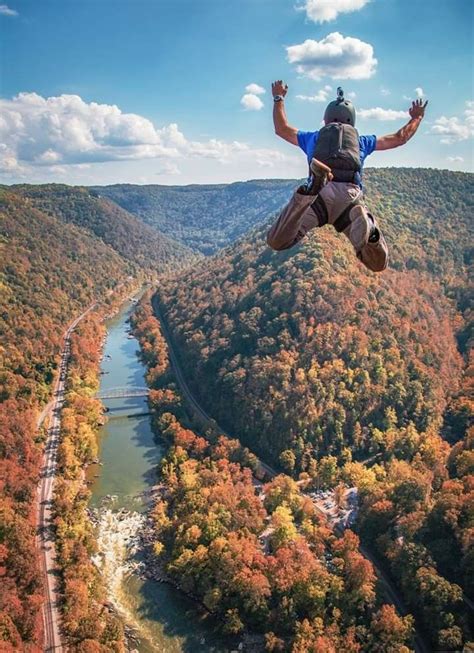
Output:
[{"xmin": 97, "ymin": 386, "xmax": 150, "ymax": 400}]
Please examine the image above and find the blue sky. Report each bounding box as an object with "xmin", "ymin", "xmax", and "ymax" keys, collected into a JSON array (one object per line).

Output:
[{"xmin": 1, "ymin": 0, "xmax": 472, "ymax": 185}]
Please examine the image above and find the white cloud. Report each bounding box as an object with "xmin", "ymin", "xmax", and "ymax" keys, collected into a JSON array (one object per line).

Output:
[
  {"xmin": 0, "ymin": 92, "xmax": 291, "ymax": 180},
  {"xmin": 245, "ymin": 83, "xmax": 265, "ymax": 95},
  {"xmin": 256, "ymin": 150, "xmax": 287, "ymax": 168},
  {"xmin": 0, "ymin": 4, "xmax": 18, "ymax": 16},
  {"xmin": 156, "ymin": 162, "xmax": 181, "ymax": 175},
  {"xmin": 0, "ymin": 144, "xmax": 22, "ymax": 173},
  {"xmin": 240, "ymin": 93, "xmax": 264, "ymax": 111},
  {"xmin": 447, "ymin": 156, "xmax": 464, "ymax": 163},
  {"xmin": 415, "ymin": 87, "xmax": 424, "ymax": 98},
  {"xmin": 287, "ymin": 32, "xmax": 377, "ymax": 81},
  {"xmin": 296, "ymin": 86, "xmax": 332, "ymax": 103},
  {"xmin": 358, "ymin": 107, "xmax": 408, "ymax": 120},
  {"xmin": 380, "ymin": 87, "xmax": 391, "ymax": 96},
  {"xmin": 298, "ymin": 0, "xmax": 370, "ymax": 23},
  {"xmin": 0, "ymin": 92, "xmax": 180, "ymax": 171},
  {"xmin": 37, "ymin": 149, "xmax": 62, "ymax": 164},
  {"xmin": 347, "ymin": 91, "xmax": 356, "ymax": 99},
  {"xmin": 189, "ymin": 139, "xmax": 249, "ymax": 159},
  {"xmin": 430, "ymin": 101, "xmax": 474, "ymax": 144}
]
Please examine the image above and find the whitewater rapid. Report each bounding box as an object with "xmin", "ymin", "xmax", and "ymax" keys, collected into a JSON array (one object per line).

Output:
[{"xmin": 92, "ymin": 505, "xmax": 146, "ymax": 619}]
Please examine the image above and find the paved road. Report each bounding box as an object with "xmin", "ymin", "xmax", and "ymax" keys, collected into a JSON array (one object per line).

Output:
[
  {"xmin": 36, "ymin": 305, "xmax": 95, "ymax": 653},
  {"xmin": 152, "ymin": 295, "xmax": 430, "ymax": 653}
]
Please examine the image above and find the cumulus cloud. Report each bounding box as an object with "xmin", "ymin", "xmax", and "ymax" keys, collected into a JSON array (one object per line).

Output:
[
  {"xmin": 287, "ymin": 32, "xmax": 377, "ymax": 81},
  {"xmin": 415, "ymin": 87, "xmax": 424, "ymax": 98},
  {"xmin": 245, "ymin": 83, "xmax": 265, "ymax": 95},
  {"xmin": 358, "ymin": 107, "xmax": 408, "ymax": 121},
  {"xmin": 156, "ymin": 162, "xmax": 181, "ymax": 176},
  {"xmin": 447, "ymin": 156, "xmax": 464, "ymax": 163},
  {"xmin": 0, "ymin": 92, "xmax": 180, "ymax": 171},
  {"xmin": 0, "ymin": 4, "xmax": 18, "ymax": 16},
  {"xmin": 0, "ymin": 92, "xmax": 288, "ymax": 179},
  {"xmin": 256, "ymin": 150, "xmax": 287, "ymax": 168},
  {"xmin": 297, "ymin": 85, "xmax": 332, "ymax": 103},
  {"xmin": 298, "ymin": 0, "xmax": 370, "ymax": 23},
  {"xmin": 430, "ymin": 101, "xmax": 474, "ymax": 144},
  {"xmin": 380, "ymin": 87, "xmax": 391, "ymax": 96},
  {"xmin": 189, "ymin": 139, "xmax": 249, "ymax": 159},
  {"xmin": 240, "ymin": 93, "xmax": 264, "ymax": 111}
]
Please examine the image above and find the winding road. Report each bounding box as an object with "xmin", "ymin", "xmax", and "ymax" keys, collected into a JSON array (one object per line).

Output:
[
  {"xmin": 36, "ymin": 304, "xmax": 95, "ymax": 653},
  {"xmin": 152, "ymin": 295, "xmax": 430, "ymax": 653}
]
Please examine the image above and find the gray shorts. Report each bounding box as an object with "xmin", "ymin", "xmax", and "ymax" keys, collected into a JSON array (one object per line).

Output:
[{"xmin": 266, "ymin": 181, "xmax": 389, "ymax": 273}]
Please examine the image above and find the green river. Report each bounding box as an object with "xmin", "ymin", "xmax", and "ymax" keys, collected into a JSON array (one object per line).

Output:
[{"xmin": 87, "ymin": 299, "xmax": 235, "ymax": 653}]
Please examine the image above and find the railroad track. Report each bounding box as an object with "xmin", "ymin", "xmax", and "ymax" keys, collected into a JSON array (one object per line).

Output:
[{"xmin": 36, "ymin": 305, "xmax": 96, "ymax": 652}]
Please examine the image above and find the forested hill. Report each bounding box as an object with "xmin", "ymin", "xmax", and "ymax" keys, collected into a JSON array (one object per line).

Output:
[
  {"xmin": 9, "ymin": 183, "xmax": 194, "ymax": 271},
  {"xmin": 0, "ymin": 182, "xmax": 193, "ymax": 648},
  {"xmin": 157, "ymin": 169, "xmax": 472, "ymax": 456},
  {"xmin": 156, "ymin": 168, "xmax": 473, "ymax": 649},
  {"xmin": 93, "ymin": 179, "xmax": 296, "ymax": 254},
  {"xmin": 93, "ymin": 169, "xmax": 472, "ymax": 261}
]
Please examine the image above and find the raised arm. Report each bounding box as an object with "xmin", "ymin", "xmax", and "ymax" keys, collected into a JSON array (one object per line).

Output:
[
  {"xmin": 376, "ymin": 99, "xmax": 428, "ymax": 151},
  {"xmin": 272, "ymin": 80, "xmax": 299, "ymax": 146}
]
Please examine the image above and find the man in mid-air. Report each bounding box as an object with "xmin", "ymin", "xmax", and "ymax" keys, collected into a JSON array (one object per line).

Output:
[{"xmin": 267, "ymin": 82, "xmax": 428, "ymax": 272}]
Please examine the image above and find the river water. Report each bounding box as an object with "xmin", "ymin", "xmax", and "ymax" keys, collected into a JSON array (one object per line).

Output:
[{"xmin": 87, "ymin": 299, "xmax": 234, "ymax": 653}]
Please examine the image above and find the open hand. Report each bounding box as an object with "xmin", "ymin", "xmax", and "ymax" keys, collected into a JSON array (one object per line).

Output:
[
  {"xmin": 272, "ymin": 80, "xmax": 288, "ymax": 98},
  {"xmin": 409, "ymin": 98, "xmax": 428, "ymax": 120}
]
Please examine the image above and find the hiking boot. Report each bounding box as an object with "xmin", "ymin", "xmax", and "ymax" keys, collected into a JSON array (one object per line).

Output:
[
  {"xmin": 297, "ymin": 158, "xmax": 333, "ymax": 195},
  {"xmin": 368, "ymin": 225, "xmax": 380, "ymax": 243},
  {"xmin": 346, "ymin": 205, "xmax": 373, "ymax": 252}
]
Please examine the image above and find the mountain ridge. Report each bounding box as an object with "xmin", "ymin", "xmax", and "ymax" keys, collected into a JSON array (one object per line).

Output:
[
  {"xmin": 155, "ymin": 167, "xmax": 473, "ymax": 648},
  {"xmin": 6, "ymin": 183, "xmax": 195, "ymax": 271},
  {"xmin": 92, "ymin": 168, "xmax": 472, "ymax": 259}
]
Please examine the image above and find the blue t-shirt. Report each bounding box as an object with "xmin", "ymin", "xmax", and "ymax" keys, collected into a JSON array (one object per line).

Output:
[{"xmin": 297, "ymin": 129, "xmax": 377, "ymax": 188}]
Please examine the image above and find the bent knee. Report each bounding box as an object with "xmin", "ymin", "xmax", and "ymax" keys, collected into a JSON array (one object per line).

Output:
[{"xmin": 266, "ymin": 230, "xmax": 290, "ymax": 251}]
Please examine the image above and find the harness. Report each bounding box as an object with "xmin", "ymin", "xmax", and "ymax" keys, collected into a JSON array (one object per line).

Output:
[
  {"xmin": 309, "ymin": 123, "xmax": 365, "ymax": 231},
  {"xmin": 310, "ymin": 194, "xmax": 363, "ymax": 232}
]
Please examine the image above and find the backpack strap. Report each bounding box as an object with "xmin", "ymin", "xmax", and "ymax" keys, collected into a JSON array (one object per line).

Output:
[{"xmin": 331, "ymin": 169, "xmax": 359, "ymax": 183}]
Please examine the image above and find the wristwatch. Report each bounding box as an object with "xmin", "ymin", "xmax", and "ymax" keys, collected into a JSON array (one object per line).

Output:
[{"xmin": 273, "ymin": 95, "xmax": 284, "ymax": 102}]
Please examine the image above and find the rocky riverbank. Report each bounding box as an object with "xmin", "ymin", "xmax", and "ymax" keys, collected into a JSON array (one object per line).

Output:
[{"xmin": 88, "ymin": 489, "xmax": 265, "ymax": 653}]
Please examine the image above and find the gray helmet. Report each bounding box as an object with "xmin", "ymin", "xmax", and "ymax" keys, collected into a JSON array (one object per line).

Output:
[{"xmin": 324, "ymin": 87, "xmax": 356, "ymax": 126}]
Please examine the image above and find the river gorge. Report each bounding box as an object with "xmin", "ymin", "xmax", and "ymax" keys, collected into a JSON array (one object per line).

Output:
[{"xmin": 86, "ymin": 299, "xmax": 233, "ymax": 653}]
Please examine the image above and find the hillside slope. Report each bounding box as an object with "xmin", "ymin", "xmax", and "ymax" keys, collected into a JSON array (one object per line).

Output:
[
  {"xmin": 156, "ymin": 168, "xmax": 473, "ymax": 649},
  {"xmin": 93, "ymin": 179, "xmax": 296, "ymax": 254},
  {"xmin": 0, "ymin": 187, "xmax": 149, "ymax": 649},
  {"xmin": 0, "ymin": 179, "xmax": 201, "ymax": 650},
  {"xmin": 157, "ymin": 169, "xmax": 471, "ymax": 458},
  {"xmin": 10, "ymin": 183, "xmax": 194, "ymax": 271},
  {"xmin": 93, "ymin": 169, "xmax": 473, "ymax": 263}
]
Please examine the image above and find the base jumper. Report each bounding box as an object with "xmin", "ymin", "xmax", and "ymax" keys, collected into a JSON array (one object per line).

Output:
[{"xmin": 267, "ymin": 83, "xmax": 428, "ymax": 272}]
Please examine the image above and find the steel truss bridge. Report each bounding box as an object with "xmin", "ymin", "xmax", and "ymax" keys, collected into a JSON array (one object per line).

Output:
[{"xmin": 97, "ymin": 386, "xmax": 150, "ymax": 399}]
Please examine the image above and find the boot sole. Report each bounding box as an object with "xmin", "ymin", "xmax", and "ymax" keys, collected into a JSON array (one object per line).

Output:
[
  {"xmin": 348, "ymin": 206, "xmax": 372, "ymax": 252},
  {"xmin": 310, "ymin": 158, "xmax": 333, "ymax": 177}
]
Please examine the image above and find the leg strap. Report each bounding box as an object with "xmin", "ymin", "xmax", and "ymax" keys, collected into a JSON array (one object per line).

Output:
[
  {"xmin": 332, "ymin": 198, "xmax": 362, "ymax": 233},
  {"xmin": 310, "ymin": 194, "xmax": 329, "ymax": 227}
]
